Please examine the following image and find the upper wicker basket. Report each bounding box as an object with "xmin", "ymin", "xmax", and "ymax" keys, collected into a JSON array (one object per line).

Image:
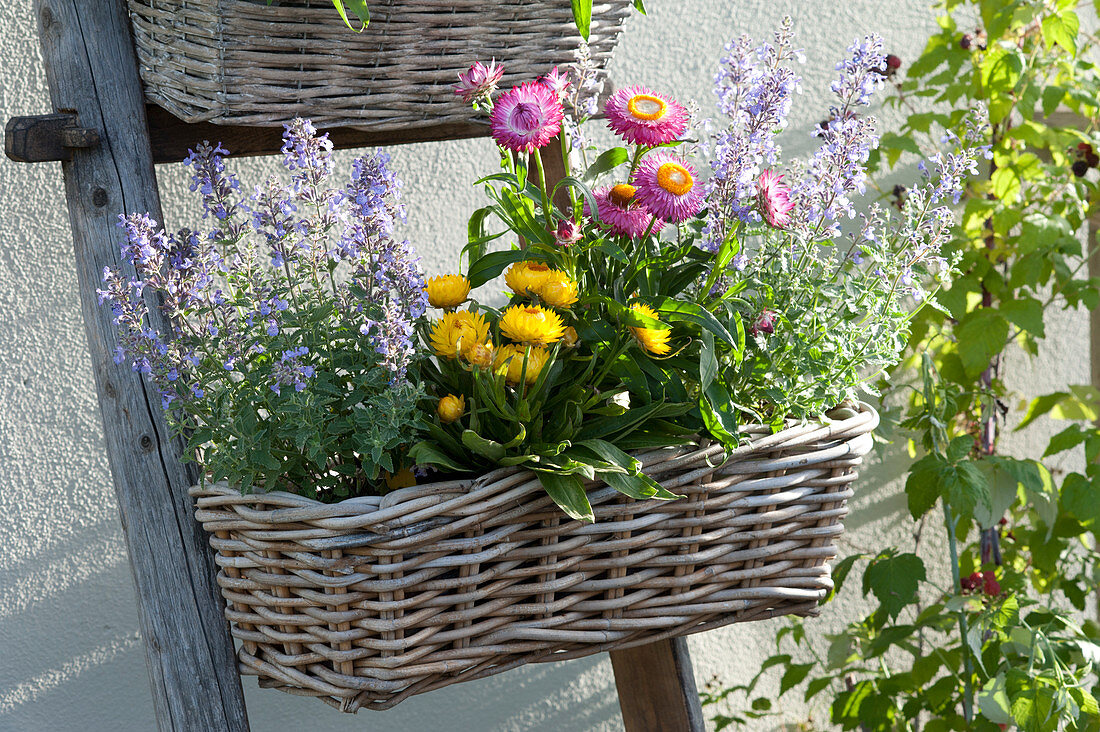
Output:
[{"xmin": 126, "ymin": 0, "xmax": 632, "ymax": 130}]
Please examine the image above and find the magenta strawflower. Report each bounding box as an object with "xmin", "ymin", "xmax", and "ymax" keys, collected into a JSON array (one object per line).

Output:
[
  {"xmin": 539, "ymin": 66, "xmax": 572, "ymax": 101},
  {"xmin": 631, "ymin": 152, "xmax": 704, "ymax": 223},
  {"xmin": 604, "ymin": 85, "xmax": 689, "ymax": 146},
  {"xmin": 584, "ymin": 184, "xmax": 666, "ymax": 239},
  {"xmin": 490, "ymin": 81, "xmax": 565, "ymax": 153},
  {"xmin": 555, "ymin": 218, "xmax": 582, "ymax": 246},
  {"xmin": 757, "ymin": 170, "xmax": 796, "ymax": 228},
  {"xmin": 454, "ymin": 60, "xmax": 505, "ymax": 104}
]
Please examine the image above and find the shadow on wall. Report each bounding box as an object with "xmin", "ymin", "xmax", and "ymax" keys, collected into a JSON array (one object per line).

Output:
[{"xmin": 0, "ymin": 519, "xmax": 621, "ymax": 732}]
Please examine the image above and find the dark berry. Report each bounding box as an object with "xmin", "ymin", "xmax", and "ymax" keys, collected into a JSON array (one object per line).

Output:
[
  {"xmin": 1073, "ymin": 160, "xmax": 1089, "ymax": 177},
  {"xmin": 960, "ymin": 34, "xmax": 973, "ymax": 50},
  {"xmin": 886, "ymin": 54, "xmax": 902, "ymax": 69},
  {"xmin": 1077, "ymin": 142, "xmax": 1093, "ymax": 152},
  {"xmin": 982, "ymin": 571, "xmax": 1001, "ymax": 597},
  {"xmin": 1087, "ymin": 152, "xmax": 1099, "ymax": 168}
]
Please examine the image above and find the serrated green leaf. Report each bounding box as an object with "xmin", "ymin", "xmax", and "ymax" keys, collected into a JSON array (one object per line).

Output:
[{"xmin": 864, "ymin": 552, "xmax": 925, "ymax": 620}]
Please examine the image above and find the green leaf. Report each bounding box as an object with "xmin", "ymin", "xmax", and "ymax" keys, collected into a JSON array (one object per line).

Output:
[
  {"xmin": 863, "ymin": 552, "xmax": 925, "ymax": 621},
  {"xmin": 570, "ymin": 0, "xmax": 592, "ymax": 39},
  {"xmin": 461, "ymin": 430, "xmax": 507, "ymax": 462},
  {"xmin": 331, "ymin": 0, "xmax": 369, "ymax": 30},
  {"xmin": 979, "ymin": 673, "xmax": 1014, "ymax": 725},
  {"xmin": 601, "ymin": 470, "xmax": 682, "ymax": 501},
  {"xmin": 906, "ymin": 455, "xmax": 946, "ymax": 519},
  {"xmin": 535, "ymin": 470, "xmax": 594, "ymax": 522},
  {"xmin": 955, "ymin": 311, "xmax": 1009, "ymax": 379},
  {"xmin": 991, "ymin": 166, "xmax": 1022, "ymax": 204},
  {"xmin": 407, "ymin": 441, "xmax": 467, "ymax": 472},
  {"xmin": 632, "ymin": 0, "xmax": 646, "ymax": 13},
  {"xmin": 944, "ymin": 460, "xmax": 992, "ymax": 525},
  {"xmin": 829, "ymin": 553, "xmax": 865, "ymax": 600},
  {"xmin": 467, "ymin": 249, "xmax": 528, "ymax": 288},
  {"xmin": 1061, "ymin": 472, "xmax": 1100, "ymax": 528},
  {"xmin": 1041, "ymin": 10, "xmax": 1079, "ymax": 56},
  {"xmin": 999, "ymin": 297, "xmax": 1045, "ymax": 338},
  {"xmin": 584, "ymin": 147, "xmax": 629, "ymax": 181},
  {"xmin": 651, "ymin": 297, "xmax": 739, "ymax": 351}
]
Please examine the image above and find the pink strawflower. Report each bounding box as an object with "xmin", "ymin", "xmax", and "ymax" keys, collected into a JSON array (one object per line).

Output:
[
  {"xmin": 454, "ymin": 60, "xmax": 505, "ymax": 104},
  {"xmin": 584, "ymin": 184, "xmax": 665, "ymax": 240},
  {"xmin": 757, "ymin": 171, "xmax": 796, "ymax": 228},
  {"xmin": 539, "ymin": 67, "xmax": 571, "ymax": 101},
  {"xmin": 604, "ymin": 85, "xmax": 689, "ymax": 146},
  {"xmin": 555, "ymin": 218, "xmax": 582, "ymax": 246},
  {"xmin": 750, "ymin": 310, "xmax": 777, "ymax": 336},
  {"xmin": 631, "ymin": 152, "xmax": 703, "ymax": 223},
  {"xmin": 489, "ymin": 81, "xmax": 564, "ymax": 153}
]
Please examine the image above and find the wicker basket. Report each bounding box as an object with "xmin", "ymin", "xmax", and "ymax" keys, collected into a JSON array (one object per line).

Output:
[
  {"xmin": 126, "ymin": 0, "xmax": 631, "ymax": 130},
  {"xmin": 191, "ymin": 403, "xmax": 878, "ymax": 711}
]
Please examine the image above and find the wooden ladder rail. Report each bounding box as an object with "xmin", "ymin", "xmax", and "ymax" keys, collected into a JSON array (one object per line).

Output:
[{"xmin": 7, "ymin": 1, "xmax": 705, "ymax": 729}]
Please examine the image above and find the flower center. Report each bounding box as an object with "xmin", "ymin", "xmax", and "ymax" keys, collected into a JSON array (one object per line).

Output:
[
  {"xmin": 523, "ymin": 307, "xmax": 545, "ymax": 320},
  {"xmin": 508, "ymin": 102, "xmax": 543, "ymax": 134},
  {"xmin": 627, "ymin": 94, "xmax": 667, "ymax": 121},
  {"xmin": 528, "ymin": 263, "xmax": 550, "ymax": 273},
  {"xmin": 656, "ymin": 163, "xmax": 693, "ymax": 196},
  {"xmin": 609, "ymin": 184, "xmax": 637, "ymax": 208}
]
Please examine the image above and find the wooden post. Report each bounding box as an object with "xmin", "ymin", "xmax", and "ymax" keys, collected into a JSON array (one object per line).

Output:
[
  {"xmin": 533, "ymin": 142, "xmax": 706, "ymax": 731},
  {"xmin": 610, "ymin": 637, "xmax": 706, "ymax": 732},
  {"xmin": 31, "ymin": 0, "xmax": 249, "ymax": 729}
]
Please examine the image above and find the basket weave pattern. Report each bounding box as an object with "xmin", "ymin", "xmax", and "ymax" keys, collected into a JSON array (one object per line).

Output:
[
  {"xmin": 191, "ymin": 404, "xmax": 877, "ymax": 711},
  {"xmin": 127, "ymin": 0, "xmax": 631, "ymax": 130}
]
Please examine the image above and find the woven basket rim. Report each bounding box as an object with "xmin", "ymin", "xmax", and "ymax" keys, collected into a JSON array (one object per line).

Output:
[{"xmin": 189, "ymin": 402, "xmax": 879, "ymax": 515}]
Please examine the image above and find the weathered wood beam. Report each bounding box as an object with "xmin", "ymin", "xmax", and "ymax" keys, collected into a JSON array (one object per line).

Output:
[
  {"xmin": 144, "ymin": 105, "xmax": 490, "ymax": 163},
  {"xmin": 5, "ymin": 112, "xmax": 99, "ymax": 163},
  {"xmin": 32, "ymin": 0, "xmax": 249, "ymax": 729},
  {"xmin": 610, "ymin": 636, "xmax": 706, "ymax": 732}
]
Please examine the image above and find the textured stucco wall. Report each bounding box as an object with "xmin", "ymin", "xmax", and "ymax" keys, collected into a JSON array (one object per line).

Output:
[{"xmin": 1, "ymin": 1, "xmax": 1089, "ymax": 731}]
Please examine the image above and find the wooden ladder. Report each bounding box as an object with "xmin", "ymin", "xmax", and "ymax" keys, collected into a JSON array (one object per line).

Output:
[{"xmin": 6, "ymin": 1, "xmax": 705, "ymax": 729}]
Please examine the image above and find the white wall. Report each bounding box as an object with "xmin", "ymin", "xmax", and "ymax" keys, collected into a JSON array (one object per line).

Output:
[{"xmin": 3, "ymin": 1, "xmax": 1085, "ymax": 730}]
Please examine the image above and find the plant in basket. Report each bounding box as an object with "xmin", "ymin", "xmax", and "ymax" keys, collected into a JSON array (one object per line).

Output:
[
  {"xmin": 98, "ymin": 119, "xmax": 427, "ymax": 501},
  {"xmin": 410, "ymin": 19, "xmax": 989, "ymax": 521}
]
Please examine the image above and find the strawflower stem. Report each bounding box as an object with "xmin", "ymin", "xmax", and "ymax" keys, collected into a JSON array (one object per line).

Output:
[{"xmin": 533, "ymin": 151, "xmax": 553, "ymax": 231}]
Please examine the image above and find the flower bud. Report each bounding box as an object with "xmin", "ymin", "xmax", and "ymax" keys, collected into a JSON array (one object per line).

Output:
[
  {"xmin": 437, "ymin": 394, "xmax": 465, "ymax": 424},
  {"xmin": 555, "ymin": 218, "xmax": 582, "ymax": 246},
  {"xmin": 750, "ymin": 309, "xmax": 777, "ymax": 336}
]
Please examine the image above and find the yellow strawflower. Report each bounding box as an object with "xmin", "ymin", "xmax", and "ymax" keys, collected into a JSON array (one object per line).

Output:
[
  {"xmin": 629, "ymin": 302, "xmax": 672, "ymax": 356},
  {"xmin": 562, "ymin": 326, "xmax": 579, "ymax": 348},
  {"xmin": 537, "ymin": 271, "xmax": 579, "ymax": 309},
  {"xmin": 505, "ymin": 261, "xmax": 553, "ymax": 296},
  {"xmin": 499, "ymin": 304, "xmax": 565, "ymax": 345},
  {"xmin": 494, "ymin": 344, "xmax": 550, "ymax": 385},
  {"xmin": 429, "ymin": 310, "xmax": 490, "ymax": 359},
  {"xmin": 437, "ymin": 394, "xmax": 465, "ymax": 424},
  {"xmin": 463, "ymin": 341, "xmax": 494, "ymax": 369},
  {"xmin": 426, "ymin": 274, "xmax": 471, "ymax": 309},
  {"xmin": 384, "ymin": 468, "xmax": 416, "ymax": 490}
]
